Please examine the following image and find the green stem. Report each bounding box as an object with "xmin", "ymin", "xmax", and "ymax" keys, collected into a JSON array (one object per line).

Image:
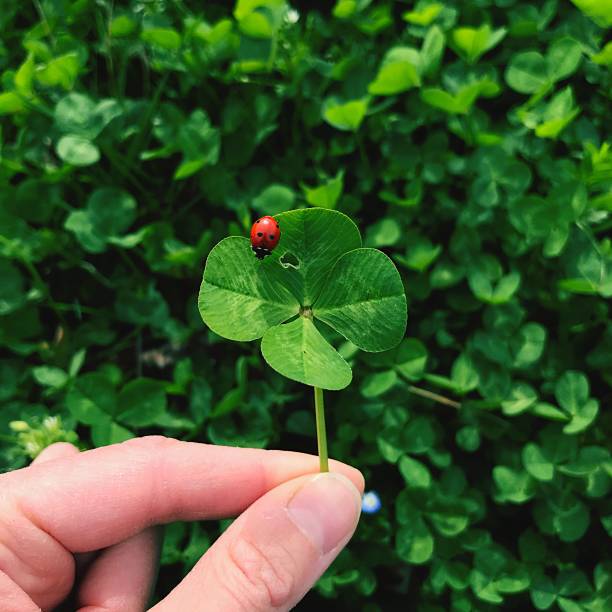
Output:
[
  {"xmin": 357, "ymin": 133, "xmax": 370, "ymax": 174},
  {"xmin": 33, "ymin": 0, "xmax": 55, "ymax": 46},
  {"xmin": 126, "ymin": 73, "xmax": 170, "ymax": 164},
  {"xmin": 44, "ymin": 301, "xmax": 97, "ymax": 315},
  {"xmin": 407, "ymin": 385, "xmax": 462, "ymax": 409},
  {"xmin": 314, "ymin": 386, "xmax": 329, "ymax": 473}
]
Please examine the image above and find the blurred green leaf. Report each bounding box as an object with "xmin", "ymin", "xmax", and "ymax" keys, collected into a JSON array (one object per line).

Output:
[
  {"xmin": 174, "ymin": 110, "xmax": 220, "ymax": 179},
  {"xmin": 110, "ymin": 15, "xmax": 138, "ymax": 37},
  {"xmin": 394, "ymin": 338, "xmax": 428, "ymax": 381},
  {"xmin": 399, "ymin": 455, "xmax": 432, "ymax": 488},
  {"xmin": 364, "ymin": 218, "xmax": 401, "ymax": 248},
  {"xmin": 493, "ymin": 466, "xmax": 535, "ymax": 504},
  {"xmin": 54, "ymin": 93, "xmax": 121, "ymax": 139},
  {"xmin": 32, "ymin": 366, "xmax": 69, "ymax": 389},
  {"xmin": 65, "ymin": 188, "xmax": 138, "ymax": 253},
  {"xmin": 36, "ymin": 52, "xmax": 81, "ymax": 89},
  {"xmin": 361, "ymin": 370, "xmax": 397, "ymax": 398},
  {"xmin": 116, "ymin": 378, "xmax": 167, "ymax": 427},
  {"xmin": 570, "ymin": 0, "xmax": 612, "ymax": 26},
  {"xmin": 56, "ymin": 135, "xmax": 100, "ymax": 166},
  {"xmin": 420, "ymin": 25, "xmax": 445, "ymax": 75},
  {"xmin": 302, "ymin": 171, "xmax": 344, "ymax": 209},
  {"xmin": 253, "ymin": 184, "xmax": 295, "ymax": 215},
  {"xmin": 66, "ymin": 373, "xmax": 116, "ymax": 425},
  {"xmin": 396, "ymin": 517, "xmax": 434, "ymax": 564},
  {"xmin": 522, "ymin": 443, "xmax": 554, "ymax": 481},
  {"xmin": 395, "ymin": 232, "xmax": 441, "ymax": 272},
  {"xmin": 403, "ymin": 4, "xmax": 443, "ymax": 26},
  {"xmin": 505, "ymin": 51, "xmax": 549, "ymax": 93},
  {"xmin": 555, "ymin": 371, "xmax": 600, "ymax": 434},
  {"xmin": 468, "ymin": 257, "xmax": 521, "ymax": 304},
  {"xmin": 322, "ymin": 97, "xmax": 369, "ymax": 131},
  {"xmin": 451, "ymin": 24, "xmax": 506, "ymax": 64},
  {"xmin": 451, "ymin": 353, "xmax": 479, "ymax": 394},
  {"xmin": 141, "ymin": 27, "xmax": 182, "ymax": 50},
  {"xmin": 368, "ymin": 47, "xmax": 421, "ymax": 95},
  {"xmin": 502, "ymin": 383, "xmax": 538, "ymax": 415}
]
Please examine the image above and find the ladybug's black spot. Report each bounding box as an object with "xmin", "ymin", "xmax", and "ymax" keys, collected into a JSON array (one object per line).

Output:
[
  {"xmin": 257, "ymin": 232, "xmax": 263, "ymax": 237},
  {"xmin": 276, "ymin": 223, "xmax": 279, "ymax": 228},
  {"xmin": 269, "ymin": 234, "xmax": 275, "ymax": 240}
]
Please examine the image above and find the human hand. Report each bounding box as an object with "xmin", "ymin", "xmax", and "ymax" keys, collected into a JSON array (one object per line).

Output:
[{"xmin": 0, "ymin": 436, "xmax": 363, "ymax": 611}]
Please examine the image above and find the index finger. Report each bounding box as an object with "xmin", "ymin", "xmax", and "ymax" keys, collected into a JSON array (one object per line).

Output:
[{"xmin": 2, "ymin": 436, "xmax": 364, "ymax": 553}]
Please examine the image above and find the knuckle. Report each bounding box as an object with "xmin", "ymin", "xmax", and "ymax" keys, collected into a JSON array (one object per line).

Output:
[
  {"xmin": 42, "ymin": 441, "xmax": 78, "ymax": 454},
  {"xmin": 219, "ymin": 537, "xmax": 296, "ymax": 610},
  {"xmin": 122, "ymin": 435, "xmax": 178, "ymax": 453},
  {"xmin": 119, "ymin": 436, "xmax": 179, "ymax": 520}
]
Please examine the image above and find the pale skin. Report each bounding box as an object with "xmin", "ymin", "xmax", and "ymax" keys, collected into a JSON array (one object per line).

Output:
[{"xmin": 0, "ymin": 436, "xmax": 364, "ymax": 611}]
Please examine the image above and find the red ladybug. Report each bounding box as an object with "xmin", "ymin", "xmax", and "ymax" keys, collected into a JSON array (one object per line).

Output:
[{"xmin": 250, "ymin": 216, "xmax": 280, "ymax": 260}]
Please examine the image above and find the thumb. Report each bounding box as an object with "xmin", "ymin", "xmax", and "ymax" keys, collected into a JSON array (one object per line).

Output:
[{"xmin": 152, "ymin": 472, "xmax": 362, "ymax": 611}]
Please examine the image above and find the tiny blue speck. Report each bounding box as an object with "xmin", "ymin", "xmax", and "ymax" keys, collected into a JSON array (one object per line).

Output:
[{"xmin": 361, "ymin": 491, "xmax": 382, "ymax": 514}]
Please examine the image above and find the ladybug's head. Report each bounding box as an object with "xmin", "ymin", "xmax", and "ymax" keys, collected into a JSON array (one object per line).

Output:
[{"xmin": 252, "ymin": 245, "xmax": 271, "ymax": 260}]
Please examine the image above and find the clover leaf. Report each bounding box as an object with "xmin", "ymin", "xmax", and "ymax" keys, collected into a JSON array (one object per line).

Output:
[
  {"xmin": 64, "ymin": 188, "xmax": 140, "ymax": 253},
  {"xmin": 199, "ymin": 208, "xmax": 407, "ymax": 390},
  {"xmin": 555, "ymin": 370, "xmax": 600, "ymax": 434},
  {"xmin": 505, "ymin": 38, "xmax": 582, "ymax": 95},
  {"xmin": 450, "ymin": 24, "xmax": 507, "ymax": 64},
  {"xmin": 261, "ymin": 317, "xmax": 352, "ymax": 390},
  {"xmin": 322, "ymin": 97, "xmax": 369, "ymax": 131},
  {"xmin": 368, "ymin": 46, "xmax": 422, "ymax": 95}
]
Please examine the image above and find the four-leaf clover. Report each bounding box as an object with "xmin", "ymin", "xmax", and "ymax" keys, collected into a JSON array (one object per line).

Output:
[{"xmin": 198, "ymin": 208, "xmax": 407, "ymax": 390}]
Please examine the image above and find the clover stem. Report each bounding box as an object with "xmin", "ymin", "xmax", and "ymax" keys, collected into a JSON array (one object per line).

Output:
[
  {"xmin": 407, "ymin": 385, "xmax": 462, "ymax": 409},
  {"xmin": 313, "ymin": 386, "xmax": 329, "ymax": 473}
]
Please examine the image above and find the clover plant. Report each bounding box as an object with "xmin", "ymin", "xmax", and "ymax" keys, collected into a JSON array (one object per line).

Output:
[{"xmin": 198, "ymin": 208, "xmax": 407, "ymax": 471}]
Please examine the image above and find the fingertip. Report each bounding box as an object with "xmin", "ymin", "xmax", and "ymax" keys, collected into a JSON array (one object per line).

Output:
[
  {"xmin": 328, "ymin": 460, "xmax": 365, "ymax": 495},
  {"xmin": 286, "ymin": 472, "xmax": 362, "ymax": 555},
  {"xmin": 76, "ymin": 527, "xmax": 161, "ymax": 612}
]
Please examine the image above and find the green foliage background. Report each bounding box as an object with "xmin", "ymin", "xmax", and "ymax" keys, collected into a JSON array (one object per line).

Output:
[{"xmin": 1, "ymin": 0, "xmax": 611, "ymax": 609}]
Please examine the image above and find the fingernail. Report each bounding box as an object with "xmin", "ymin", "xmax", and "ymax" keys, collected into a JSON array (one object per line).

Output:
[{"xmin": 286, "ymin": 473, "xmax": 361, "ymax": 555}]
